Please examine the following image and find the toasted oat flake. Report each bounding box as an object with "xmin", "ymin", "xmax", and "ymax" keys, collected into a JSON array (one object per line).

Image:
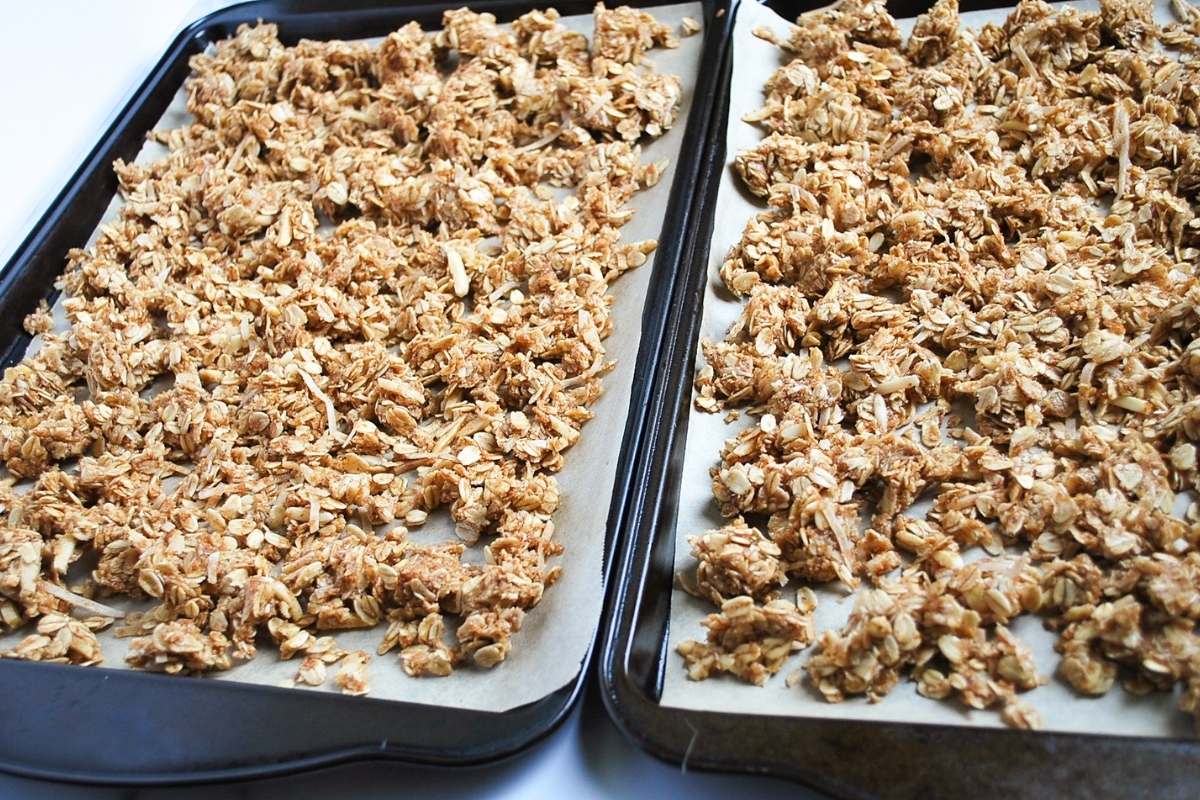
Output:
[
  {"xmin": 679, "ymin": 0, "xmax": 1200, "ymax": 732},
  {"xmin": 0, "ymin": 3, "xmax": 683, "ymax": 690},
  {"xmin": 335, "ymin": 650, "xmax": 372, "ymax": 696},
  {"xmin": 677, "ymin": 592, "xmax": 818, "ymax": 685}
]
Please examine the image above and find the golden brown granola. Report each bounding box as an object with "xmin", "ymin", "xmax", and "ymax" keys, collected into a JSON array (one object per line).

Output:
[
  {"xmin": 0, "ymin": 613, "xmax": 106, "ymax": 666},
  {"xmin": 680, "ymin": 0, "xmax": 1200, "ymax": 732},
  {"xmin": 678, "ymin": 591, "xmax": 817, "ymax": 685},
  {"xmin": 0, "ymin": 4, "xmax": 682, "ymax": 691},
  {"xmin": 685, "ymin": 517, "xmax": 788, "ymax": 605},
  {"xmin": 125, "ymin": 620, "xmax": 233, "ymax": 674}
]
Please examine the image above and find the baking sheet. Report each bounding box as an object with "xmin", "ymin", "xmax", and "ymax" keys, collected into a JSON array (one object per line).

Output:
[
  {"xmin": 661, "ymin": 0, "xmax": 1195, "ymax": 737},
  {"xmin": 0, "ymin": 1, "xmax": 705, "ymax": 714}
]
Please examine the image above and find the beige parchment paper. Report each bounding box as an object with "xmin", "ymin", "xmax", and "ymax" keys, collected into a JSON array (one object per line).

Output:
[
  {"xmin": 0, "ymin": 1, "xmax": 705, "ymax": 714},
  {"xmin": 660, "ymin": 0, "xmax": 1197, "ymax": 737}
]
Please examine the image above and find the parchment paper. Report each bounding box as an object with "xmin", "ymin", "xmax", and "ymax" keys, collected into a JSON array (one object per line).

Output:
[
  {"xmin": 0, "ymin": 2, "xmax": 705, "ymax": 713},
  {"xmin": 660, "ymin": 0, "xmax": 1196, "ymax": 737}
]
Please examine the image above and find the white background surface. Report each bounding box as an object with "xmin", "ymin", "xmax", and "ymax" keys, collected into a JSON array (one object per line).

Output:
[{"xmin": 0, "ymin": 2, "xmax": 815, "ymax": 798}]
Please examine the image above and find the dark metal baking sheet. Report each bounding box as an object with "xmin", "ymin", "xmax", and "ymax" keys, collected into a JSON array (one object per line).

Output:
[
  {"xmin": 597, "ymin": 1, "xmax": 1200, "ymax": 796},
  {"xmin": 0, "ymin": 0, "xmax": 733, "ymax": 784}
]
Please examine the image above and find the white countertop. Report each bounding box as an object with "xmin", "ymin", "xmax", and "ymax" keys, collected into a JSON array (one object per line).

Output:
[{"xmin": 0, "ymin": 2, "xmax": 816, "ymax": 797}]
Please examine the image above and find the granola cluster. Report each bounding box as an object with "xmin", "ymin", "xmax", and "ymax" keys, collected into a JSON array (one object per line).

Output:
[
  {"xmin": 679, "ymin": 0, "xmax": 1200, "ymax": 732},
  {"xmin": 0, "ymin": 4, "xmax": 683, "ymax": 691},
  {"xmin": 678, "ymin": 591, "xmax": 817, "ymax": 685}
]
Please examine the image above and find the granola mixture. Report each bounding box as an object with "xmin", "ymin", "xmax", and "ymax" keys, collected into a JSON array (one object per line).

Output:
[
  {"xmin": 0, "ymin": 4, "xmax": 683, "ymax": 690},
  {"xmin": 678, "ymin": 0, "xmax": 1200, "ymax": 732}
]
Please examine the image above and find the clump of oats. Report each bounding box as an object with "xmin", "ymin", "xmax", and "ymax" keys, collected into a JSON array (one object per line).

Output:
[
  {"xmin": 125, "ymin": 620, "xmax": 233, "ymax": 675},
  {"xmin": 804, "ymin": 582, "xmax": 925, "ymax": 702},
  {"xmin": 379, "ymin": 611, "xmax": 455, "ymax": 677},
  {"xmin": 0, "ymin": 4, "xmax": 682, "ymax": 692},
  {"xmin": 0, "ymin": 613, "xmax": 105, "ymax": 666},
  {"xmin": 677, "ymin": 591, "xmax": 817, "ymax": 685},
  {"xmin": 685, "ymin": 517, "xmax": 788, "ymax": 605},
  {"xmin": 680, "ymin": 0, "xmax": 1200, "ymax": 732}
]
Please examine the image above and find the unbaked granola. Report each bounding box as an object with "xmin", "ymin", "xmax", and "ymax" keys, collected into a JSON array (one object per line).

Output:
[
  {"xmin": 679, "ymin": 0, "xmax": 1200, "ymax": 733},
  {"xmin": 0, "ymin": 3, "xmax": 682, "ymax": 691}
]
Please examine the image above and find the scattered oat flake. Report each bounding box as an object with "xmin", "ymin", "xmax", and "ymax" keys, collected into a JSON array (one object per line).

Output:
[{"xmin": 335, "ymin": 650, "xmax": 372, "ymax": 696}]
